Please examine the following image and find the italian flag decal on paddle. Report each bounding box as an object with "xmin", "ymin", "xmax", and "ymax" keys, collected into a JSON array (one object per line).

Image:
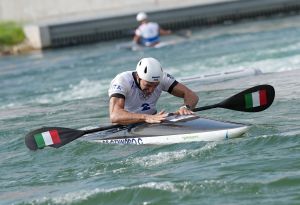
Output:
[
  {"xmin": 245, "ymin": 89, "xmax": 267, "ymax": 109},
  {"xmin": 34, "ymin": 130, "xmax": 61, "ymax": 148}
]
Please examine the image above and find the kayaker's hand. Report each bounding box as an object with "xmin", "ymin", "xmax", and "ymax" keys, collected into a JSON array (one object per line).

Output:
[
  {"xmin": 176, "ymin": 105, "xmax": 194, "ymax": 115},
  {"xmin": 145, "ymin": 110, "xmax": 168, "ymax": 123}
]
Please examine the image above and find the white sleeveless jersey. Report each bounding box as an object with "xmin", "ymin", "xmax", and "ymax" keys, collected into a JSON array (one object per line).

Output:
[
  {"xmin": 135, "ymin": 22, "xmax": 160, "ymax": 46},
  {"xmin": 108, "ymin": 71, "xmax": 177, "ymax": 114}
]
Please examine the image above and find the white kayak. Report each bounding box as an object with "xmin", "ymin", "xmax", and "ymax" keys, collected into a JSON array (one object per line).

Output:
[{"xmin": 82, "ymin": 115, "xmax": 249, "ymax": 145}]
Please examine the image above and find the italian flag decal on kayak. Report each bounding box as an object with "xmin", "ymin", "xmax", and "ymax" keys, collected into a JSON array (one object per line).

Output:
[
  {"xmin": 34, "ymin": 130, "xmax": 61, "ymax": 148},
  {"xmin": 245, "ymin": 90, "xmax": 267, "ymax": 108}
]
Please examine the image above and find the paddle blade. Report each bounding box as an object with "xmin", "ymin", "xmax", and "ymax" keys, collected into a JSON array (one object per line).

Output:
[
  {"xmin": 25, "ymin": 127, "xmax": 85, "ymax": 151},
  {"xmin": 175, "ymin": 29, "xmax": 192, "ymax": 38},
  {"xmin": 219, "ymin": 84, "xmax": 275, "ymax": 112}
]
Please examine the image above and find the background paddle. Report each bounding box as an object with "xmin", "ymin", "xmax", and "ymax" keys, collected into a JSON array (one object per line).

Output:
[
  {"xmin": 25, "ymin": 84, "xmax": 275, "ymax": 151},
  {"xmin": 174, "ymin": 29, "xmax": 192, "ymax": 38}
]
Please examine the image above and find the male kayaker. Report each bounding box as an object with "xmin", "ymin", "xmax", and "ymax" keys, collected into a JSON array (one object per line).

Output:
[
  {"xmin": 108, "ymin": 57, "xmax": 199, "ymax": 125},
  {"xmin": 133, "ymin": 12, "xmax": 172, "ymax": 47}
]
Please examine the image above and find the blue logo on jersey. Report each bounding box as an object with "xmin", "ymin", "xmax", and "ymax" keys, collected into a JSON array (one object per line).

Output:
[
  {"xmin": 141, "ymin": 103, "xmax": 150, "ymax": 111},
  {"xmin": 113, "ymin": 84, "xmax": 122, "ymax": 91},
  {"xmin": 167, "ymin": 73, "xmax": 174, "ymax": 79}
]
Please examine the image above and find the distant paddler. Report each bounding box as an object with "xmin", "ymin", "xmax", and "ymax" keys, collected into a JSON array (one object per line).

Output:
[{"xmin": 133, "ymin": 12, "xmax": 172, "ymax": 47}]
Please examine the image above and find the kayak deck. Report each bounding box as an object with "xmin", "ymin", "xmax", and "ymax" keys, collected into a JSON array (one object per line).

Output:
[{"xmin": 82, "ymin": 115, "xmax": 250, "ymax": 145}]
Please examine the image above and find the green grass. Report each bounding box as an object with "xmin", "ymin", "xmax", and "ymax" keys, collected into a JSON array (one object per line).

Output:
[{"xmin": 0, "ymin": 21, "xmax": 25, "ymax": 46}]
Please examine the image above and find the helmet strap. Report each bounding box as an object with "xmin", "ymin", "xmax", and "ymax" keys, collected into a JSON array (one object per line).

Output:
[{"xmin": 133, "ymin": 72, "xmax": 142, "ymax": 90}]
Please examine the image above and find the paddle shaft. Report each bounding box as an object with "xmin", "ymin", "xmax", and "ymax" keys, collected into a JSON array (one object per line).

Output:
[
  {"xmin": 193, "ymin": 104, "xmax": 219, "ymax": 112},
  {"xmin": 174, "ymin": 29, "xmax": 191, "ymax": 38},
  {"xmin": 83, "ymin": 124, "xmax": 121, "ymax": 134}
]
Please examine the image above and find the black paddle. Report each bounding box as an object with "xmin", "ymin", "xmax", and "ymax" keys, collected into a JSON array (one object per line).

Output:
[
  {"xmin": 25, "ymin": 84, "xmax": 275, "ymax": 151},
  {"xmin": 193, "ymin": 84, "xmax": 275, "ymax": 112},
  {"xmin": 25, "ymin": 124, "xmax": 123, "ymax": 151}
]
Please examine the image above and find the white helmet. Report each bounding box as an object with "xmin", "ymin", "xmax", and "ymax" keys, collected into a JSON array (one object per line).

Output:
[
  {"xmin": 136, "ymin": 12, "xmax": 148, "ymax": 22},
  {"xmin": 136, "ymin": 58, "xmax": 163, "ymax": 82}
]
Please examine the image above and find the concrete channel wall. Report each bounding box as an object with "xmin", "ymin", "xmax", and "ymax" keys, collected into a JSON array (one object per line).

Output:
[
  {"xmin": 0, "ymin": 0, "xmax": 231, "ymax": 22},
  {"xmin": 18, "ymin": 0, "xmax": 300, "ymax": 49}
]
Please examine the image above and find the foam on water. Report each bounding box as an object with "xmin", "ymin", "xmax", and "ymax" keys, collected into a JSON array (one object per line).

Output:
[
  {"xmin": 25, "ymin": 181, "xmax": 180, "ymax": 204},
  {"xmin": 34, "ymin": 79, "xmax": 108, "ymax": 104},
  {"xmin": 0, "ymin": 79, "xmax": 110, "ymax": 111},
  {"xmin": 128, "ymin": 142, "xmax": 218, "ymax": 167}
]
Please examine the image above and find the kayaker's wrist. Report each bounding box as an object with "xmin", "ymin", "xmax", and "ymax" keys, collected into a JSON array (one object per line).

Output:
[
  {"xmin": 142, "ymin": 114, "xmax": 147, "ymax": 122},
  {"xmin": 180, "ymin": 105, "xmax": 191, "ymax": 110}
]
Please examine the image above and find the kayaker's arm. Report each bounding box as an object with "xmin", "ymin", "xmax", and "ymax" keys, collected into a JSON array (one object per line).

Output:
[
  {"xmin": 159, "ymin": 27, "xmax": 172, "ymax": 36},
  {"xmin": 109, "ymin": 97, "xmax": 167, "ymax": 125},
  {"xmin": 133, "ymin": 35, "xmax": 141, "ymax": 45},
  {"xmin": 170, "ymin": 82, "xmax": 199, "ymax": 114}
]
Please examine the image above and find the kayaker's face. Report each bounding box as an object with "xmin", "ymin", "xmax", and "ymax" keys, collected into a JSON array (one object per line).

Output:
[{"xmin": 140, "ymin": 79, "xmax": 159, "ymax": 96}]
